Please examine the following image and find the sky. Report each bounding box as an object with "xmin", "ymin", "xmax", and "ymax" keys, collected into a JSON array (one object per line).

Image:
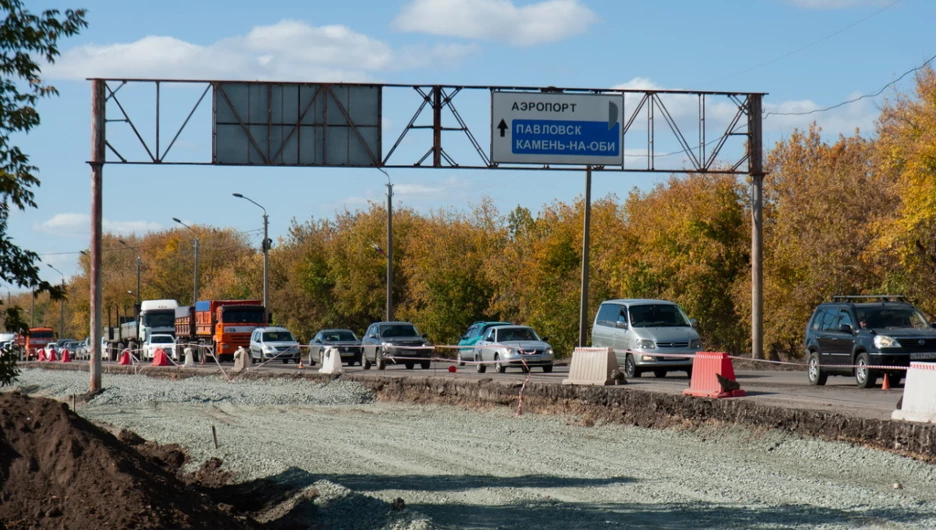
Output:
[{"xmin": 9, "ymin": 0, "xmax": 935, "ymax": 287}]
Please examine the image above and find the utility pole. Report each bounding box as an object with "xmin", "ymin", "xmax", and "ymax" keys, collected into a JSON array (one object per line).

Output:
[
  {"xmin": 749, "ymin": 94, "xmax": 765, "ymax": 360},
  {"xmin": 578, "ymin": 166, "xmax": 592, "ymax": 347},
  {"xmin": 233, "ymin": 193, "xmax": 269, "ymax": 313},
  {"xmin": 90, "ymin": 78, "xmax": 105, "ymax": 393},
  {"xmin": 386, "ymin": 179, "xmax": 393, "ymax": 322},
  {"xmin": 47, "ymin": 264, "xmax": 66, "ymax": 338}
]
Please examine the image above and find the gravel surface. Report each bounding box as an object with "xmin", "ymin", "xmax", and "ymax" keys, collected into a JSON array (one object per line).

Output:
[{"xmin": 10, "ymin": 368, "xmax": 936, "ymax": 529}]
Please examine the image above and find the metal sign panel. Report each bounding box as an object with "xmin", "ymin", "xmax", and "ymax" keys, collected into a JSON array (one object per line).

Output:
[
  {"xmin": 491, "ymin": 92, "xmax": 623, "ymax": 165},
  {"xmin": 213, "ymin": 82, "xmax": 381, "ymax": 167}
]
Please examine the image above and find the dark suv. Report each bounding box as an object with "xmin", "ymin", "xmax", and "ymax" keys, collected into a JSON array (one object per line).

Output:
[{"xmin": 805, "ymin": 295, "xmax": 936, "ymax": 388}]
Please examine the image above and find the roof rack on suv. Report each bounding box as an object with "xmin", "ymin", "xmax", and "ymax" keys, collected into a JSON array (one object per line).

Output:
[{"xmin": 831, "ymin": 294, "xmax": 907, "ymax": 302}]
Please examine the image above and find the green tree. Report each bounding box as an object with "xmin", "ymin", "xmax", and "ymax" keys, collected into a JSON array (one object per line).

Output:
[{"xmin": 0, "ymin": 2, "xmax": 86, "ymax": 385}]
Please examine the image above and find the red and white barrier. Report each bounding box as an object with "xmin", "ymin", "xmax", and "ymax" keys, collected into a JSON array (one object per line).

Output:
[{"xmin": 892, "ymin": 362, "xmax": 936, "ymax": 423}]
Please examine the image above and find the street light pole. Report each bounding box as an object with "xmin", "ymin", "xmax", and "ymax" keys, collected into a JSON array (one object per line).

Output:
[
  {"xmin": 172, "ymin": 218, "xmax": 199, "ymax": 304},
  {"xmin": 47, "ymin": 264, "xmax": 65, "ymax": 339},
  {"xmin": 118, "ymin": 240, "xmax": 141, "ymax": 307},
  {"xmin": 232, "ymin": 193, "xmax": 269, "ymax": 313}
]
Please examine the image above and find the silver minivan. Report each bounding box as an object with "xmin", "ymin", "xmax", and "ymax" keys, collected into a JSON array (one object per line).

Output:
[
  {"xmin": 249, "ymin": 326, "xmax": 300, "ymax": 364},
  {"xmin": 591, "ymin": 299, "xmax": 700, "ymax": 378}
]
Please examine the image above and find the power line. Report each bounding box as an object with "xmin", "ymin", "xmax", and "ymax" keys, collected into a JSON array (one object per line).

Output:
[
  {"xmin": 765, "ymin": 52, "xmax": 936, "ymax": 118},
  {"xmin": 700, "ymin": 0, "xmax": 902, "ymax": 87}
]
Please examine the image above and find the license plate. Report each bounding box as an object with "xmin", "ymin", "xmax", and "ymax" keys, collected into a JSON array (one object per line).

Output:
[
  {"xmin": 663, "ymin": 356, "xmax": 683, "ymax": 361},
  {"xmin": 910, "ymin": 352, "xmax": 936, "ymax": 360}
]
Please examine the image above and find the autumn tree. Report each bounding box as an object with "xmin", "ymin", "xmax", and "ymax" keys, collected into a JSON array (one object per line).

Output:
[
  {"xmin": 0, "ymin": 2, "xmax": 86, "ymax": 384},
  {"xmin": 875, "ymin": 65, "xmax": 936, "ymax": 314}
]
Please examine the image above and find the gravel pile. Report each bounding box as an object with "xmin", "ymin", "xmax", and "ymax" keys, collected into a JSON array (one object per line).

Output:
[
  {"xmin": 13, "ymin": 368, "xmax": 375, "ymax": 407},
  {"xmin": 9, "ymin": 368, "xmax": 936, "ymax": 529}
]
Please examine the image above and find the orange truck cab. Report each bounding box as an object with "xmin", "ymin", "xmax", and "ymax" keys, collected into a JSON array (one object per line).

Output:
[
  {"xmin": 176, "ymin": 300, "xmax": 266, "ymax": 362},
  {"xmin": 24, "ymin": 327, "xmax": 56, "ymax": 360}
]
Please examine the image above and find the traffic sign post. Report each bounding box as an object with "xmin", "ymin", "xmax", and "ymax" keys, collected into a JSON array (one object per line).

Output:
[{"xmin": 491, "ymin": 93, "xmax": 623, "ymax": 165}]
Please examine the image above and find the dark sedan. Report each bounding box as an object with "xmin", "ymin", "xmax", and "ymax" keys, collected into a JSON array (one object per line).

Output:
[{"xmin": 309, "ymin": 329, "xmax": 362, "ymax": 366}]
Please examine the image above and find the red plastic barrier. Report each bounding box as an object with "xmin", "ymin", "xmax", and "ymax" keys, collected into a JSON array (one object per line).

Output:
[
  {"xmin": 61, "ymin": 349, "xmax": 71, "ymax": 363},
  {"xmin": 118, "ymin": 350, "xmax": 131, "ymax": 365},
  {"xmin": 683, "ymin": 352, "xmax": 747, "ymax": 399},
  {"xmin": 37, "ymin": 349, "xmax": 47, "ymax": 362},
  {"xmin": 47, "ymin": 349, "xmax": 57, "ymax": 362},
  {"xmin": 151, "ymin": 348, "xmax": 170, "ymax": 367}
]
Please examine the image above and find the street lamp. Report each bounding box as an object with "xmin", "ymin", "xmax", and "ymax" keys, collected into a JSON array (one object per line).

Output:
[
  {"xmin": 232, "ymin": 193, "xmax": 269, "ymax": 313},
  {"xmin": 47, "ymin": 264, "xmax": 65, "ymax": 338},
  {"xmin": 377, "ymin": 169, "xmax": 393, "ymax": 322},
  {"xmin": 172, "ymin": 218, "xmax": 199, "ymax": 304},
  {"xmin": 118, "ymin": 240, "xmax": 141, "ymax": 307}
]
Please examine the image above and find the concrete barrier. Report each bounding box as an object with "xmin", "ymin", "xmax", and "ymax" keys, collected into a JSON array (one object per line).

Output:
[
  {"xmin": 562, "ymin": 347, "xmax": 620, "ymax": 386},
  {"xmin": 319, "ymin": 347, "xmax": 344, "ymax": 374},
  {"xmin": 892, "ymin": 362, "xmax": 936, "ymax": 423}
]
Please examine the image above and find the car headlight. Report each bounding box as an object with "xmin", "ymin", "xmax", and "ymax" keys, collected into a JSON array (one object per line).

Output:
[
  {"xmin": 637, "ymin": 339, "xmax": 655, "ymax": 349},
  {"xmin": 505, "ymin": 348, "xmax": 515, "ymax": 355},
  {"xmin": 690, "ymin": 339, "xmax": 701, "ymax": 349},
  {"xmin": 381, "ymin": 342, "xmax": 392, "ymax": 352},
  {"xmin": 262, "ymin": 345, "xmax": 276, "ymax": 353},
  {"xmin": 545, "ymin": 348, "xmax": 553, "ymax": 355},
  {"xmin": 874, "ymin": 335, "xmax": 902, "ymax": 348}
]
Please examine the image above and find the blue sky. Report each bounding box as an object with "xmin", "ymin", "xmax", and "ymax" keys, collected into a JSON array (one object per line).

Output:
[{"xmin": 10, "ymin": 0, "xmax": 933, "ymax": 286}]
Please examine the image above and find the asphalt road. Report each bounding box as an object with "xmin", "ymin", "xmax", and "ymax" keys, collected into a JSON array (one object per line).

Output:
[{"xmin": 86, "ymin": 355, "xmax": 903, "ymax": 421}]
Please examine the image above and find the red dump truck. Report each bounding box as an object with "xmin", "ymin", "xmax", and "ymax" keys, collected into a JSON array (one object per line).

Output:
[
  {"xmin": 21, "ymin": 327, "xmax": 55, "ymax": 360},
  {"xmin": 175, "ymin": 300, "xmax": 267, "ymax": 362}
]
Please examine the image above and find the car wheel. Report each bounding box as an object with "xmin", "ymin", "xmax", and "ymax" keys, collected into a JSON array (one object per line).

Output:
[
  {"xmin": 807, "ymin": 352, "xmax": 827, "ymax": 386},
  {"xmin": 421, "ymin": 360, "xmax": 431, "ymax": 370},
  {"xmin": 543, "ymin": 364, "xmax": 553, "ymax": 373},
  {"xmin": 476, "ymin": 355, "xmax": 486, "ymax": 374},
  {"xmin": 855, "ymin": 352, "xmax": 876, "ymax": 388},
  {"xmin": 377, "ymin": 352, "xmax": 386, "ymax": 370},
  {"xmin": 405, "ymin": 361, "xmax": 414, "ymax": 370},
  {"xmin": 654, "ymin": 369, "xmax": 667, "ymax": 378},
  {"xmin": 362, "ymin": 352, "xmax": 371, "ymax": 370},
  {"xmin": 623, "ymin": 354, "xmax": 637, "ymax": 378},
  {"xmin": 495, "ymin": 354, "xmax": 506, "ymax": 374}
]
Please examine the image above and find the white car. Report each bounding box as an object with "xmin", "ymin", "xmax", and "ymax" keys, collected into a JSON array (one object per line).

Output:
[
  {"xmin": 249, "ymin": 327, "xmax": 300, "ymax": 364},
  {"xmin": 144, "ymin": 334, "xmax": 178, "ymax": 361}
]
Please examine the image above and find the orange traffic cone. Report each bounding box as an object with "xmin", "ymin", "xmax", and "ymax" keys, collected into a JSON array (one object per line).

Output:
[
  {"xmin": 297, "ymin": 357, "xmax": 304, "ymax": 369},
  {"xmin": 882, "ymin": 373, "xmax": 891, "ymax": 391},
  {"xmin": 118, "ymin": 350, "xmax": 131, "ymax": 365},
  {"xmin": 61, "ymin": 349, "xmax": 71, "ymax": 363}
]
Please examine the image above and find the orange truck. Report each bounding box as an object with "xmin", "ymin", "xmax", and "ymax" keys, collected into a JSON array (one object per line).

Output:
[
  {"xmin": 175, "ymin": 300, "xmax": 266, "ymax": 362},
  {"xmin": 23, "ymin": 327, "xmax": 56, "ymax": 360}
]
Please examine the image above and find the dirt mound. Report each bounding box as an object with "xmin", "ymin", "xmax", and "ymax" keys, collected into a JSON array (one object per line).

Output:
[{"xmin": 0, "ymin": 391, "xmax": 261, "ymax": 530}]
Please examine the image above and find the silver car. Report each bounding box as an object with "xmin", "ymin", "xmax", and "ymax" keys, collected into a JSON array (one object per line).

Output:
[
  {"xmin": 249, "ymin": 327, "xmax": 300, "ymax": 364},
  {"xmin": 591, "ymin": 299, "xmax": 699, "ymax": 378},
  {"xmin": 309, "ymin": 329, "xmax": 362, "ymax": 366},
  {"xmin": 360, "ymin": 321, "xmax": 432, "ymax": 370},
  {"xmin": 474, "ymin": 325, "xmax": 554, "ymax": 374}
]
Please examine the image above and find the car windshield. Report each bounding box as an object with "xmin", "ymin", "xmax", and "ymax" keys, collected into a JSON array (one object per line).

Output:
[
  {"xmin": 380, "ymin": 324, "xmax": 419, "ymax": 338},
  {"xmin": 324, "ymin": 331, "xmax": 357, "ymax": 341},
  {"xmin": 855, "ymin": 307, "xmax": 931, "ymax": 330},
  {"xmin": 496, "ymin": 328, "xmax": 539, "ymax": 341},
  {"xmin": 150, "ymin": 336, "xmax": 173, "ymax": 344},
  {"xmin": 31, "ymin": 330, "xmax": 54, "ymax": 339},
  {"xmin": 224, "ymin": 308, "xmax": 265, "ymax": 323},
  {"xmin": 628, "ymin": 304, "xmax": 690, "ymax": 327},
  {"xmin": 263, "ymin": 331, "xmax": 295, "ymax": 342}
]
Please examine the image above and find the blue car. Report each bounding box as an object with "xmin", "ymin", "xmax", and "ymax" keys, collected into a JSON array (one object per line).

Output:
[{"xmin": 457, "ymin": 321, "xmax": 512, "ymax": 366}]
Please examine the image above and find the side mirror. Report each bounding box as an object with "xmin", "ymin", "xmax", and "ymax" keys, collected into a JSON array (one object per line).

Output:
[
  {"xmin": 368, "ymin": 333, "xmax": 377, "ymax": 339},
  {"xmin": 615, "ymin": 321, "xmax": 628, "ymax": 329},
  {"xmin": 541, "ymin": 336, "xmax": 549, "ymax": 342},
  {"xmin": 689, "ymin": 318, "xmax": 698, "ymax": 328},
  {"xmin": 839, "ymin": 324, "xmax": 853, "ymax": 334}
]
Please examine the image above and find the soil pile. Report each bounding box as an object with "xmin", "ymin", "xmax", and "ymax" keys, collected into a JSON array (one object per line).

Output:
[{"xmin": 0, "ymin": 391, "xmax": 260, "ymax": 530}]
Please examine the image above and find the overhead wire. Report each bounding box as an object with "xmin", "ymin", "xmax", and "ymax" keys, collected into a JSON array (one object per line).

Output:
[{"xmin": 764, "ymin": 52, "xmax": 936, "ymax": 118}]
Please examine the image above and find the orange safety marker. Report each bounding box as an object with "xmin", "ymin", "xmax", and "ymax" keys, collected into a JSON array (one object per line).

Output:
[
  {"xmin": 683, "ymin": 352, "xmax": 747, "ymax": 399},
  {"xmin": 118, "ymin": 350, "xmax": 131, "ymax": 365},
  {"xmin": 882, "ymin": 373, "xmax": 891, "ymax": 391},
  {"xmin": 61, "ymin": 349, "xmax": 71, "ymax": 363},
  {"xmin": 151, "ymin": 348, "xmax": 171, "ymax": 367}
]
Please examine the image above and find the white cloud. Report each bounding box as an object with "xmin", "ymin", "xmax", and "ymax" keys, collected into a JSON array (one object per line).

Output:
[
  {"xmin": 392, "ymin": 0, "xmax": 598, "ymax": 46},
  {"xmin": 46, "ymin": 20, "xmax": 479, "ymax": 81},
  {"xmin": 35, "ymin": 213, "xmax": 162, "ymax": 237},
  {"xmin": 786, "ymin": 0, "xmax": 889, "ymax": 9}
]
